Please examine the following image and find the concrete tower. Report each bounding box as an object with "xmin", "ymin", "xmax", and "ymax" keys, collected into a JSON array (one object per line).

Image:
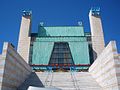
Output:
[
  {"xmin": 17, "ymin": 11, "xmax": 32, "ymax": 63},
  {"xmin": 89, "ymin": 8, "xmax": 105, "ymax": 60}
]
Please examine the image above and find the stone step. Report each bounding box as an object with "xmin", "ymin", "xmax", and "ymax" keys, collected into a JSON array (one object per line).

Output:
[{"xmin": 18, "ymin": 71, "xmax": 102, "ymax": 90}]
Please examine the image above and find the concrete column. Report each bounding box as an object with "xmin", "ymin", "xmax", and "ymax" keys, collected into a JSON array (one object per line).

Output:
[
  {"xmin": 89, "ymin": 8, "xmax": 105, "ymax": 60},
  {"xmin": 17, "ymin": 11, "xmax": 32, "ymax": 63}
]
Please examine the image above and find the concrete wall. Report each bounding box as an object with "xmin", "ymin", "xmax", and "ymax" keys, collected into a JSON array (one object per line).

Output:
[
  {"xmin": 17, "ymin": 15, "xmax": 31, "ymax": 63},
  {"xmin": 115, "ymin": 53, "xmax": 120, "ymax": 89},
  {"xmin": 89, "ymin": 41, "xmax": 120, "ymax": 90},
  {"xmin": 89, "ymin": 10, "xmax": 105, "ymax": 60},
  {"xmin": 0, "ymin": 42, "xmax": 32, "ymax": 90}
]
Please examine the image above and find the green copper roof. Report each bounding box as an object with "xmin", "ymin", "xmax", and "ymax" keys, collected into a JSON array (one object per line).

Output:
[{"xmin": 38, "ymin": 26, "xmax": 84, "ymax": 36}]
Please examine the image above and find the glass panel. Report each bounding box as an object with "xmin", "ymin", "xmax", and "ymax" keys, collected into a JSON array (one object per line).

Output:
[{"xmin": 49, "ymin": 42, "xmax": 74, "ymax": 65}]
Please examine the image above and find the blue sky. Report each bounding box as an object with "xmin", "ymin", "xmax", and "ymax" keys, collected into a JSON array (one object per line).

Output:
[{"xmin": 0, "ymin": 0, "xmax": 120, "ymax": 53}]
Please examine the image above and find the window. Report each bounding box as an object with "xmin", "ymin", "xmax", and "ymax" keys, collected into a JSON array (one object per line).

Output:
[{"xmin": 49, "ymin": 42, "xmax": 74, "ymax": 65}]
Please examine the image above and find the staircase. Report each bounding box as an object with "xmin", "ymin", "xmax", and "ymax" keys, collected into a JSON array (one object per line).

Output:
[{"xmin": 18, "ymin": 71, "xmax": 102, "ymax": 90}]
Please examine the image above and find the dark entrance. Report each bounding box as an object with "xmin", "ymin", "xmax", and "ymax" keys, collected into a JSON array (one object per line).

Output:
[{"xmin": 49, "ymin": 42, "xmax": 74, "ymax": 70}]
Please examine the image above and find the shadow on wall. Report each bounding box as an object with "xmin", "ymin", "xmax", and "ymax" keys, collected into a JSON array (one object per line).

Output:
[
  {"xmin": 89, "ymin": 45, "xmax": 97, "ymax": 64},
  {"xmin": 92, "ymin": 50, "xmax": 97, "ymax": 61},
  {"xmin": 18, "ymin": 72, "xmax": 44, "ymax": 90}
]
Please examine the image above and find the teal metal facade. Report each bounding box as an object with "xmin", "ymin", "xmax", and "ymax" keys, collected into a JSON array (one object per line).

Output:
[
  {"xmin": 31, "ymin": 26, "xmax": 90, "ymax": 69},
  {"xmin": 38, "ymin": 26, "xmax": 84, "ymax": 36}
]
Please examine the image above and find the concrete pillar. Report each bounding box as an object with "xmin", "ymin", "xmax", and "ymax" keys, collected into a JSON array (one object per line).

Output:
[
  {"xmin": 17, "ymin": 11, "xmax": 32, "ymax": 63},
  {"xmin": 89, "ymin": 8, "xmax": 105, "ymax": 60}
]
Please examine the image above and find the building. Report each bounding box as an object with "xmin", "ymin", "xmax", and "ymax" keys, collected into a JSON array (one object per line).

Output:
[
  {"xmin": 0, "ymin": 8, "xmax": 120, "ymax": 90},
  {"xmin": 18, "ymin": 8, "xmax": 104, "ymax": 71},
  {"xmin": 30, "ymin": 22, "xmax": 91, "ymax": 70}
]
